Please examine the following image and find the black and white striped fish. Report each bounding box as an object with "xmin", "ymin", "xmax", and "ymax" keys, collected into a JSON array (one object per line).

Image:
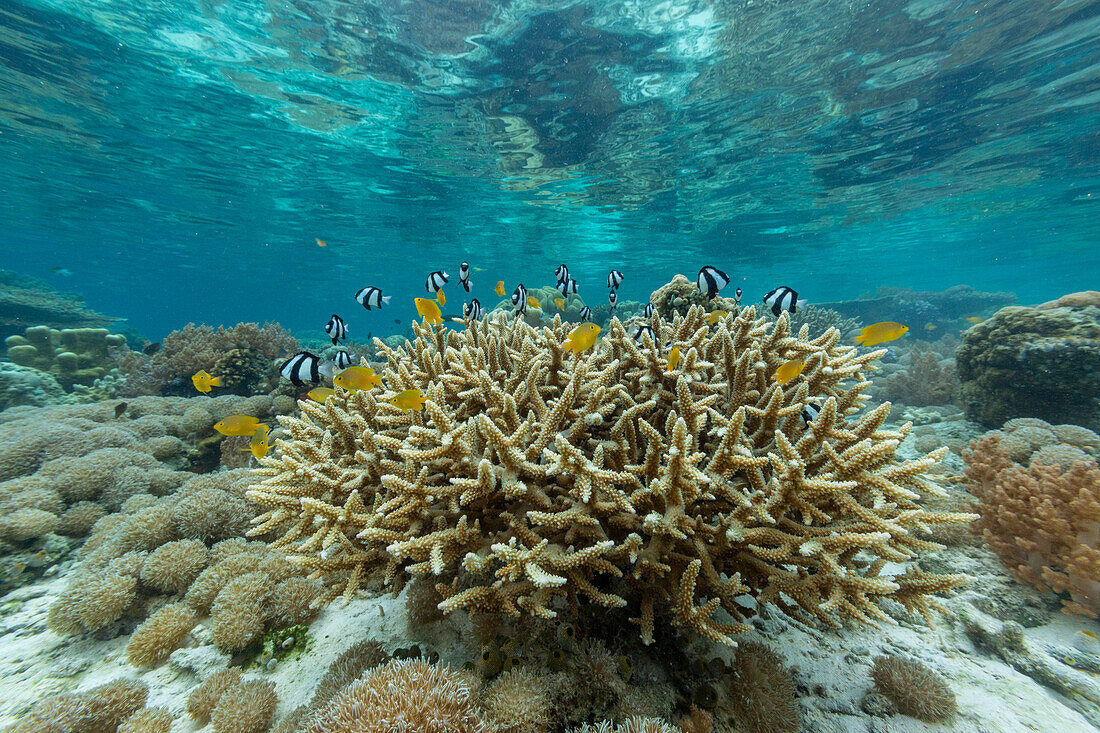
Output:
[
  {"xmin": 354, "ymin": 286, "xmax": 391, "ymax": 310},
  {"xmin": 426, "ymin": 270, "xmax": 449, "ymax": 292},
  {"xmin": 325, "ymin": 314, "xmax": 347, "ymax": 344},
  {"xmin": 762, "ymin": 286, "xmax": 807, "ymax": 317},
  {"xmin": 579, "ymin": 306, "xmax": 593, "ymax": 321},
  {"xmin": 643, "ymin": 303, "xmax": 655, "ymax": 318},
  {"xmin": 697, "ymin": 266, "xmax": 730, "ymax": 299},
  {"xmin": 459, "ymin": 262, "xmax": 471, "ymax": 292},
  {"xmin": 801, "ymin": 402, "xmax": 821, "ymax": 425},
  {"xmin": 464, "ymin": 299, "xmax": 482, "ymax": 320},
  {"xmin": 607, "ymin": 270, "xmax": 624, "ymax": 289},
  {"xmin": 633, "ymin": 325, "xmax": 655, "ymax": 344},
  {"xmin": 280, "ymin": 351, "xmax": 323, "ymax": 386},
  {"xmin": 734, "ymin": 287, "xmax": 743, "ymax": 305},
  {"xmin": 557, "ymin": 278, "xmax": 578, "ymax": 296},
  {"xmin": 555, "ymin": 264, "xmax": 569, "ymax": 284},
  {"xmin": 512, "ymin": 284, "xmax": 527, "ymax": 315},
  {"xmin": 608, "ymin": 291, "xmax": 617, "ymax": 308},
  {"xmin": 332, "ymin": 350, "xmax": 353, "ymax": 370}
]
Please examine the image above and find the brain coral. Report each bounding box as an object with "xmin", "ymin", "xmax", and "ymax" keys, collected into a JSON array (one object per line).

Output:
[{"xmin": 248, "ymin": 306, "xmax": 972, "ymax": 645}]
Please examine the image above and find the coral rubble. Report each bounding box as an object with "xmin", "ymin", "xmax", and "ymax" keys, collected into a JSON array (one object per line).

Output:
[
  {"xmin": 956, "ymin": 300, "xmax": 1100, "ymax": 428},
  {"xmin": 248, "ymin": 304, "xmax": 972, "ymax": 645}
]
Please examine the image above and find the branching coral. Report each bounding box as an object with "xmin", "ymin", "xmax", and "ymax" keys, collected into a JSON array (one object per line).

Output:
[
  {"xmin": 965, "ymin": 435, "xmax": 1100, "ymax": 617},
  {"xmin": 248, "ymin": 304, "xmax": 973, "ymax": 645}
]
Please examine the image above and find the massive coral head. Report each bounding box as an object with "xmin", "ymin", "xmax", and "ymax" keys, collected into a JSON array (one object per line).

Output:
[{"xmin": 247, "ymin": 304, "xmax": 973, "ymax": 644}]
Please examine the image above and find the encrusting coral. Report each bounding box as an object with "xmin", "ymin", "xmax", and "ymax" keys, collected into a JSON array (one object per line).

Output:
[
  {"xmin": 965, "ymin": 434, "xmax": 1100, "ymax": 617},
  {"xmin": 248, "ymin": 303, "xmax": 973, "ymax": 645}
]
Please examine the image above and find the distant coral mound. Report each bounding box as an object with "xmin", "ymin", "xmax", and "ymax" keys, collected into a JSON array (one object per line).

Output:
[
  {"xmin": 956, "ymin": 300, "xmax": 1100, "ymax": 428},
  {"xmin": 0, "ymin": 269, "xmax": 114, "ymax": 339}
]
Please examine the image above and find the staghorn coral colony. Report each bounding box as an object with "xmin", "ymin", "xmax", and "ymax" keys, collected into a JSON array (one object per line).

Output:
[{"xmin": 4, "ymin": 280, "xmax": 1100, "ymax": 732}]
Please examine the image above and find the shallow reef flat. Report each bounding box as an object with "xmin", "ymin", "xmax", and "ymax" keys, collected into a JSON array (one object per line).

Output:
[{"xmin": 0, "ymin": 294, "xmax": 1098, "ymax": 732}]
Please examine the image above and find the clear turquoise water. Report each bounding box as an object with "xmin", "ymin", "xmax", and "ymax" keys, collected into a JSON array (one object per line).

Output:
[{"xmin": 1, "ymin": 0, "xmax": 1098, "ymax": 337}]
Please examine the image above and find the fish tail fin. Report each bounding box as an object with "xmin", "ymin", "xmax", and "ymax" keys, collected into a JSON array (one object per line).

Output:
[
  {"xmin": 209, "ymin": 376, "xmax": 221, "ymax": 386},
  {"xmin": 797, "ymin": 299, "xmax": 808, "ymax": 309},
  {"xmin": 319, "ymin": 362, "xmax": 334, "ymax": 380},
  {"xmin": 382, "ymin": 295, "xmax": 392, "ymax": 304}
]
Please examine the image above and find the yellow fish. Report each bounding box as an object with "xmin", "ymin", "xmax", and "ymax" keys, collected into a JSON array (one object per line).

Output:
[
  {"xmin": 966, "ymin": 316, "xmax": 984, "ymax": 324},
  {"xmin": 705, "ymin": 310, "xmax": 728, "ymax": 325},
  {"xmin": 773, "ymin": 359, "xmax": 806, "ymax": 385},
  {"xmin": 436, "ymin": 290, "xmax": 446, "ymax": 306},
  {"xmin": 667, "ymin": 346, "xmax": 681, "ymax": 372},
  {"xmin": 414, "ymin": 297, "xmax": 443, "ymax": 326},
  {"xmin": 564, "ymin": 323, "xmax": 601, "ymax": 355},
  {"xmin": 855, "ymin": 322, "xmax": 909, "ymax": 347},
  {"xmin": 191, "ymin": 369, "xmax": 221, "ymax": 394},
  {"xmin": 241, "ymin": 424, "xmax": 270, "ymax": 459},
  {"xmin": 495, "ymin": 281, "xmax": 506, "ymax": 297},
  {"xmin": 526, "ymin": 296, "xmax": 541, "ymax": 310},
  {"xmin": 554, "ymin": 298, "xmax": 565, "ymax": 311},
  {"xmin": 389, "ymin": 388, "xmax": 426, "ymax": 412},
  {"xmin": 333, "ymin": 366, "xmax": 382, "ymax": 391},
  {"xmin": 213, "ymin": 414, "xmax": 260, "ymax": 436},
  {"xmin": 924, "ymin": 323, "xmax": 938, "ymax": 331},
  {"xmin": 307, "ymin": 387, "xmax": 335, "ymax": 403}
]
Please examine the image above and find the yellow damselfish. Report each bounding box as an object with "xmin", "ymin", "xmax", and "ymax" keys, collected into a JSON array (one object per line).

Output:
[
  {"xmin": 414, "ymin": 297, "xmax": 443, "ymax": 325},
  {"xmin": 564, "ymin": 323, "xmax": 601, "ymax": 355},
  {"xmin": 191, "ymin": 369, "xmax": 221, "ymax": 394},
  {"xmin": 307, "ymin": 387, "xmax": 335, "ymax": 403},
  {"xmin": 241, "ymin": 424, "xmax": 270, "ymax": 459},
  {"xmin": 773, "ymin": 358, "xmax": 805, "ymax": 385},
  {"xmin": 526, "ymin": 295, "xmax": 541, "ymax": 309},
  {"xmin": 436, "ymin": 290, "xmax": 446, "ymax": 306},
  {"xmin": 495, "ymin": 281, "xmax": 506, "ymax": 297},
  {"xmin": 554, "ymin": 298, "xmax": 565, "ymax": 311},
  {"xmin": 214, "ymin": 414, "xmax": 261, "ymax": 436},
  {"xmin": 389, "ymin": 388, "xmax": 426, "ymax": 412},
  {"xmin": 667, "ymin": 346, "xmax": 681, "ymax": 371},
  {"xmin": 924, "ymin": 323, "xmax": 938, "ymax": 331},
  {"xmin": 705, "ymin": 310, "xmax": 728, "ymax": 325},
  {"xmin": 333, "ymin": 366, "xmax": 382, "ymax": 391},
  {"xmin": 966, "ymin": 316, "xmax": 984, "ymax": 324},
  {"xmin": 855, "ymin": 322, "xmax": 909, "ymax": 347}
]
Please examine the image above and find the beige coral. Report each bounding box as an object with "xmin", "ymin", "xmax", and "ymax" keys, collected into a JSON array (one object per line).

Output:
[{"xmin": 248, "ymin": 305, "xmax": 972, "ymax": 644}]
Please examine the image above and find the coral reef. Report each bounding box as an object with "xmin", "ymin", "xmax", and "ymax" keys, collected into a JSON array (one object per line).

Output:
[
  {"xmin": 5, "ymin": 325, "xmax": 130, "ymax": 390},
  {"xmin": 789, "ymin": 306, "xmax": 861, "ymax": 339},
  {"xmin": 483, "ymin": 668, "xmax": 553, "ymax": 733},
  {"xmin": 248, "ymin": 304, "xmax": 972, "ymax": 646},
  {"xmin": 7, "ymin": 678, "xmax": 150, "ymax": 733},
  {"xmin": 0, "ymin": 363, "xmax": 71, "ymax": 411},
  {"xmin": 0, "ymin": 269, "xmax": 114, "ymax": 339},
  {"xmin": 956, "ymin": 301, "xmax": 1100, "ymax": 428},
  {"xmin": 872, "ymin": 347, "xmax": 957, "ymax": 407},
  {"xmin": 965, "ymin": 433, "xmax": 1100, "ymax": 617},
  {"xmin": 870, "ymin": 655, "xmax": 957, "ymax": 722},
  {"xmin": 815, "ymin": 284, "xmax": 1015, "ymax": 327},
  {"xmin": 302, "ymin": 659, "xmax": 486, "ymax": 733}
]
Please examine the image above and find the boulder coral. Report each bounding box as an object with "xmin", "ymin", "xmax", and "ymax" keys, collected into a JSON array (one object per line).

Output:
[
  {"xmin": 5, "ymin": 325, "xmax": 129, "ymax": 389},
  {"xmin": 956, "ymin": 301, "xmax": 1100, "ymax": 428},
  {"xmin": 248, "ymin": 303, "xmax": 973, "ymax": 645}
]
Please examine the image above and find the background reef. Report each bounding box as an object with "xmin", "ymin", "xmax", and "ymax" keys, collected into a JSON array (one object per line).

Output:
[{"xmin": 1, "ymin": 278, "xmax": 1100, "ymax": 732}]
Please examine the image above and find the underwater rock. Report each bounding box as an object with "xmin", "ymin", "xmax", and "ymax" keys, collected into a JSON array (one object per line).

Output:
[
  {"xmin": 956, "ymin": 302, "xmax": 1100, "ymax": 428},
  {"xmin": 0, "ymin": 269, "xmax": 115, "ymax": 340}
]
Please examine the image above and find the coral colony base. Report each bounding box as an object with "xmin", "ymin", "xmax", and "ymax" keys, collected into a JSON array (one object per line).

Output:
[{"xmin": 3, "ymin": 282, "xmax": 1100, "ymax": 732}]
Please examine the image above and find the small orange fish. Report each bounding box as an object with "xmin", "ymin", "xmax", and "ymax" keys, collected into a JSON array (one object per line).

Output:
[
  {"xmin": 315, "ymin": 238, "xmax": 327, "ymax": 247},
  {"xmin": 414, "ymin": 297, "xmax": 443, "ymax": 326},
  {"xmin": 526, "ymin": 295, "xmax": 541, "ymax": 310},
  {"xmin": 307, "ymin": 387, "xmax": 335, "ymax": 403},
  {"xmin": 436, "ymin": 290, "xmax": 446, "ymax": 307},
  {"xmin": 554, "ymin": 298, "xmax": 565, "ymax": 311},
  {"xmin": 667, "ymin": 346, "xmax": 681, "ymax": 372},
  {"xmin": 214, "ymin": 414, "xmax": 261, "ymax": 436},
  {"xmin": 495, "ymin": 281, "xmax": 506, "ymax": 297},
  {"xmin": 334, "ymin": 366, "xmax": 382, "ymax": 391},
  {"xmin": 389, "ymin": 388, "xmax": 426, "ymax": 412},
  {"xmin": 855, "ymin": 322, "xmax": 909, "ymax": 347},
  {"xmin": 191, "ymin": 370, "xmax": 221, "ymax": 394},
  {"xmin": 705, "ymin": 310, "xmax": 728, "ymax": 325},
  {"xmin": 773, "ymin": 359, "xmax": 806, "ymax": 386}
]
